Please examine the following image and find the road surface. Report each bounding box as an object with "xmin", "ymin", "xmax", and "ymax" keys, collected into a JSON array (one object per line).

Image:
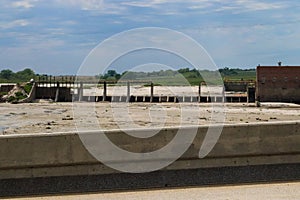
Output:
[{"xmin": 10, "ymin": 181, "xmax": 300, "ymax": 200}]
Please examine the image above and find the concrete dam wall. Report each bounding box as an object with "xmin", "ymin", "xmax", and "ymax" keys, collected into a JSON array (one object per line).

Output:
[{"xmin": 0, "ymin": 121, "xmax": 299, "ymax": 196}]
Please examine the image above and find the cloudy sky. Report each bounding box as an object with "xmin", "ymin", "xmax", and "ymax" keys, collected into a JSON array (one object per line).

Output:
[{"xmin": 0, "ymin": 0, "xmax": 300, "ymax": 75}]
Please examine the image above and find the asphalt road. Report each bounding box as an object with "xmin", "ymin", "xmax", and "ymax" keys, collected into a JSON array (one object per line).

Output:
[{"xmin": 9, "ymin": 181, "xmax": 300, "ymax": 200}]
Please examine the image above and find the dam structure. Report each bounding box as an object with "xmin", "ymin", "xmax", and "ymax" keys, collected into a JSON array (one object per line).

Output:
[{"xmin": 28, "ymin": 79, "xmax": 253, "ymax": 103}]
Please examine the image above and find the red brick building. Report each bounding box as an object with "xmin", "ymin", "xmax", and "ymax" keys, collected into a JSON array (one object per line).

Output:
[{"xmin": 256, "ymin": 66, "xmax": 300, "ymax": 103}]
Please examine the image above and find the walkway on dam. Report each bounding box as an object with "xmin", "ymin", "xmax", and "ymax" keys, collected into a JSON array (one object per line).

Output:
[{"xmin": 13, "ymin": 181, "xmax": 300, "ymax": 200}]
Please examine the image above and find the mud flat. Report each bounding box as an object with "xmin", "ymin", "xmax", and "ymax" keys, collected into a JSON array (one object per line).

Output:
[{"xmin": 0, "ymin": 102, "xmax": 299, "ymax": 135}]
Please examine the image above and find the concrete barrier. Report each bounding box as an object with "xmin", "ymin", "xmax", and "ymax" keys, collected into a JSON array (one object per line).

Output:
[
  {"xmin": 35, "ymin": 87, "xmax": 72, "ymax": 102},
  {"xmin": 0, "ymin": 121, "xmax": 299, "ymax": 180},
  {"xmin": 0, "ymin": 84, "xmax": 15, "ymax": 93}
]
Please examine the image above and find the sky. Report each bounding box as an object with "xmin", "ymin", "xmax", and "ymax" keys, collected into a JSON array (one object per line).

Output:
[{"xmin": 0, "ymin": 0, "xmax": 300, "ymax": 75}]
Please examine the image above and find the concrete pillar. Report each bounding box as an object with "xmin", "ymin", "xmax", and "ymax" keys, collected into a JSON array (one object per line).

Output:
[
  {"xmin": 78, "ymin": 82, "xmax": 83, "ymax": 102},
  {"xmin": 28, "ymin": 82, "xmax": 37, "ymax": 102},
  {"xmin": 150, "ymin": 82, "xmax": 154, "ymax": 103},
  {"xmin": 222, "ymin": 86, "xmax": 225, "ymax": 103},
  {"xmin": 55, "ymin": 82, "xmax": 60, "ymax": 102},
  {"xmin": 247, "ymin": 87, "xmax": 256, "ymax": 103},
  {"xmin": 198, "ymin": 82, "xmax": 201, "ymax": 102},
  {"xmin": 126, "ymin": 81, "xmax": 130, "ymax": 103},
  {"xmin": 103, "ymin": 81, "xmax": 107, "ymax": 101}
]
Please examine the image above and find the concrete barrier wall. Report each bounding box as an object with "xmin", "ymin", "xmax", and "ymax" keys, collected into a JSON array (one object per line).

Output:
[
  {"xmin": 224, "ymin": 82, "xmax": 249, "ymax": 92},
  {"xmin": 35, "ymin": 87, "xmax": 72, "ymax": 101},
  {"xmin": 0, "ymin": 121, "xmax": 299, "ymax": 179},
  {"xmin": 0, "ymin": 85, "xmax": 14, "ymax": 93}
]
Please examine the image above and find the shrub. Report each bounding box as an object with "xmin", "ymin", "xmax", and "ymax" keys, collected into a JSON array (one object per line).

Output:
[
  {"xmin": 0, "ymin": 92, "xmax": 8, "ymax": 96},
  {"xmin": 23, "ymin": 83, "xmax": 33, "ymax": 94},
  {"xmin": 15, "ymin": 92, "xmax": 27, "ymax": 100},
  {"xmin": 8, "ymin": 96, "xmax": 16, "ymax": 102}
]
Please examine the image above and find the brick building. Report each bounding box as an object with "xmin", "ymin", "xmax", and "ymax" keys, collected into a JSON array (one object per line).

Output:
[{"xmin": 256, "ymin": 66, "xmax": 300, "ymax": 103}]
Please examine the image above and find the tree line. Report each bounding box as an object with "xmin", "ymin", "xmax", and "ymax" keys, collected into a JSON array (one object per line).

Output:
[
  {"xmin": 0, "ymin": 67, "xmax": 256, "ymax": 84},
  {"xmin": 0, "ymin": 68, "xmax": 36, "ymax": 83},
  {"xmin": 97, "ymin": 67, "xmax": 255, "ymax": 81}
]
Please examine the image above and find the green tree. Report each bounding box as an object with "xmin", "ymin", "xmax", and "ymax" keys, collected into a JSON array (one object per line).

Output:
[
  {"xmin": 107, "ymin": 70, "xmax": 117, "ymax": 77},
  {"xmin": 178, "ymin": 68, "xmax": 190, "ymax": 73},
  {"xmin": 0, "ymin": 69, "xmax": 14, "ymax": 80},
  {"xmin": 15, "ymin": 68, "xmax": 35, "ymax": 80}
]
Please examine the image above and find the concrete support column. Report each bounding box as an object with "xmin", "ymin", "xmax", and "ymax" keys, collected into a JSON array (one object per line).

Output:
[
  {"xmin": 78, "ymin": 82, "xmax": 83, "ymax": 102},
  {"xmin": 126, "ymin": 81, "xmax": 130, "ymax": 103},
  {"xmin": 198, "ymin": 82, "xmax": 201, "ymax": 102},
  {"xmin": 55, "ymin": 82, "xmax": 60, "ymax": 102},
  {"xmin": 150, "ymin": 82, "xmax": 154, "ymax": 103},
  {"xmin": 222, "ymin": 86, "xmax": 225, "ymax": 103},
  {"xmin": 103, "ymin": 81, "xmax": 107, "ymax": 101}
]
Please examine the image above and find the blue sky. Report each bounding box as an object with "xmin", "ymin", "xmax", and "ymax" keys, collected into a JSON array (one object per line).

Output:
[{"xmin": 0, "ymin": 0, "xmax": 300, "ymax": 75}]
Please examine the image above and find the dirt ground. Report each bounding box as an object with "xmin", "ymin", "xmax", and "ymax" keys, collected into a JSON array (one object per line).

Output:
[{"xmin": 0, "ymin": 101, "xmax": 299, "ymax": 135}]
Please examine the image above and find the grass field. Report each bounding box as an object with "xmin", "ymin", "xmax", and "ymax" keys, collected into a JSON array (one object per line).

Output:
[{"xmin": 126, "ymin": 69, "xmax": 256, "ymax": 86}]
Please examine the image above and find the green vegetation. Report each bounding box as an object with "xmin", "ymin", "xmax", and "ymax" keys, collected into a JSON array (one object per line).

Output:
[
  {"xmin": 0, "ymin": 67, "xmax": 256, "ymax": 86},
  {"xmin": 97, "ymin": 67, "xmax": 256, "ymax": 86},
  {"xmin": 219, "ymin": 67, "xmax": 256, "ymax": 81},
  {"xmin": 0, "ymin": 92, "xmax": 8, "ymax": 96},
  {"xmin": 7, "ymin": 91, "xmax": 27, "ymax": 103},
  {"xmin": 23, "ymin": 83, "xmax": 33, "ymax": 94},
  {"xmin": 0, "ymin": 68, "xmax": 36, "ymax": 83}
]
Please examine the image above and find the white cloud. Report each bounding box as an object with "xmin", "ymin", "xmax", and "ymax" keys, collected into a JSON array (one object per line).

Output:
[
  {"xmin": 11, "ymin": 0, "xmax": 38, "ymax": 9},
  {"xmin": 58, "ymin": 0, "xmax": 105, "ymax": 10},
  {"xmin": 234, "ymin": 0, "xmax": 286, "ymax": 12},
  {"xmin": 51, "ymin": 0, "xmax": 290, "ymax": 17},
  {"xmin": 54, "ymin": 0, "xmax": 127, "ymax": 14},
  {"xmin": 0, "ymin": 19, "xmax": 29, "ymax": 29},
  {"xmin": 119, "ymin": 0, "xmax": 282, "ymax": 11},
  {"xmin": 120, "ymin": 0, "xmax": 166, "ymax": 8}
]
